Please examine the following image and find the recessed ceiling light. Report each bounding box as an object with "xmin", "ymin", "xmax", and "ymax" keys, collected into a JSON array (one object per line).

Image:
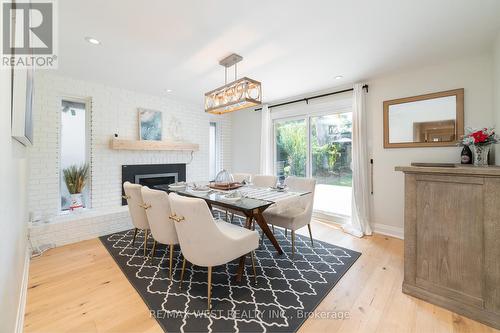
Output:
[
  {"xmin": 85, "ymin": 37, "xmax": 101, "ymax": 45},
  {"xmin": 166, "ymin": 89, "xmax": 173, "ymax": 93},
  {"xmin": 335, "ymin": 75, "xmax": 344, "ymax": 80}
]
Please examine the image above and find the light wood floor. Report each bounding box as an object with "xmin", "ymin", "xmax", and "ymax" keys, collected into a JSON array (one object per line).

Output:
[{"xmin": 24, "ymin": 220, "xmax": 499, "ymax": 333}]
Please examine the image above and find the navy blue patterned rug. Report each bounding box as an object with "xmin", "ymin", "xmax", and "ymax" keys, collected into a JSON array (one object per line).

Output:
[{"xmin": 99, "ymin": 214, "xmax": 361, "ymax": 333}]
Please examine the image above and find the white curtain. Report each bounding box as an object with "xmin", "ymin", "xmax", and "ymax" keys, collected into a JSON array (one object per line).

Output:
[
  {"xmin": 259, "ymin": 104, "xmax": 273, "ymax": 175},
  {"xmin": 343, "ymin": 83, "xmax": 372, "ymax": 237}
]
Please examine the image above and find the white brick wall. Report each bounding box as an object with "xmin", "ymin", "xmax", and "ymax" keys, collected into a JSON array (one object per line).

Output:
[
  {"xmin": 28, "ymin": 72, "xmax": 232, "ymax": 246},
  {"xmin": 29, "ymin": 207, "xmax": 133, "ymax": 249}
]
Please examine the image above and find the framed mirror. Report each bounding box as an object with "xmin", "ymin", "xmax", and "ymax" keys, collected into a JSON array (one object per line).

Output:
[{"xmin": 383, "ymin": 89, "xmax": 464, "ymax": 148}]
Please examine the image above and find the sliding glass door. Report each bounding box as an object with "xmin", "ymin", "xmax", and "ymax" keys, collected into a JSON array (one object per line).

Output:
[
  {"xmin": 310, "ymin": 113, "xmax": 352, "ymax": 218},
  {"xmin": 273, "ymin": 110, "xmax": 353, "ymax": 219},
  {"xmin": 274, "ymin": 118, "xmax": 307, "ymax": 179}
]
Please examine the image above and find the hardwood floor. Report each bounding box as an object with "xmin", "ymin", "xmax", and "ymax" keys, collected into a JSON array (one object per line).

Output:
[{"xmin": 24, "ymin": 219, "xmax": 499, "ymax": 333}]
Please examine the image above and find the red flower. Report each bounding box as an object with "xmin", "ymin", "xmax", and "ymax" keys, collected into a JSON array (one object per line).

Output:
[{"xmin": 471, "ymin": 130, "xmax": 488, "ymax": 143}]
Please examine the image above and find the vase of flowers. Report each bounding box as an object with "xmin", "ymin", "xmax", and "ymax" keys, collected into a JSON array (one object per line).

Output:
[
  {"xmin": 460, "ymin": 128, "xmax": 499, "ymax": 166},
  {"xmin": 63, "ymin": 164, "xmax": 89, "ymax": 211}
]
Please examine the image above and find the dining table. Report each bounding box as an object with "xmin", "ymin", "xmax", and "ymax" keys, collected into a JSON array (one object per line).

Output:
[{"xmin": 155, "ymin": 183, "xmax": 310, "ymax": 282}]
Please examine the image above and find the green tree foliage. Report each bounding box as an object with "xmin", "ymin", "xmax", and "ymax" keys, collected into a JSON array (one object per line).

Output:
[
  {"xmin": 276, "ymin": 121, "xmax": 342, "ymax": 177},
  {"xmin": 276, "ymin": 121, "xmax": 307, "ymax": 177},
  {"xmin": 312, "ymin": 141, "xmax": 340, "ymax": 173}
]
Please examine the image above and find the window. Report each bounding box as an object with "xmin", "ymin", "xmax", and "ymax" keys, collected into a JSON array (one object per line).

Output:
[
  {"xmin": 275, "ymin": 118, "xmax": 307, "ymax": 180},
  {"xmin": 209, "ymin": 122, "xmax": 219, "ymax": 180},
  {"xmin": 273, "ymin": 106, "xmax": 353, "ymax": 220},
  {"xmin": 60, "ymin": 99, "xmax": 90, "ymax": 211},
  {"xmin": 310, "ymin": 113, "xmax": 352, "ymax": 218}
]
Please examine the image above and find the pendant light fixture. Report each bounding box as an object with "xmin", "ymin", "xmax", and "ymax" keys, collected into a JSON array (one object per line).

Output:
[{"xmin": 205, "ymin": 53, "xmax": 262, "ymax": 115}]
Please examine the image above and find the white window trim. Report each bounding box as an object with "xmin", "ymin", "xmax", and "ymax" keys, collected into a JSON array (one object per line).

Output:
[{"xmin": 270, "ymin": 96, "xmax": 352, "ymax": 121}]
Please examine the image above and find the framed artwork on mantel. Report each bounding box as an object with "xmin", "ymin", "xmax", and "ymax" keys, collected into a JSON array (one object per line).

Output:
[{"xmin": 138, "ymin": 108, "xmax": 162, "ymax": 141}]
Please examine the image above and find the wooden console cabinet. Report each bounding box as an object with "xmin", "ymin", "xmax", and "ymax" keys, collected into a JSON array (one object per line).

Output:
[{"xmin": 396, "ymin": 165, "xmax": 500, "ymax": 329}]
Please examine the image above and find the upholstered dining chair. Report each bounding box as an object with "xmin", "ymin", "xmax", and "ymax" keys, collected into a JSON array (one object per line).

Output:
[
  {"xmin": 219, "ymin": 173, "xmax": 252, "ymax": 223},
  {"xmin": 141, "ymin": 187, "xmax": 179, "ymax": 278},
  {"xmin": 263, "ymin": 176, "xmax": 316, "ymax": 258},
  {"xmin": 252, "ymin": 175, "xmax": 278, "ymax": 188},
  {"xmin": 245, "ymin": 175, "xmax": 278, "ymax": 231},
  {"xmin": 123, "ymin": 182, "xmax": 150, "ymax": 256},
  {"xmin": 169, "ymin": 193, "xmax": 259, "ymax": 310},
  {"xmin": 231, "ymin": 173, "xmax": 252, "ymax": 184}
]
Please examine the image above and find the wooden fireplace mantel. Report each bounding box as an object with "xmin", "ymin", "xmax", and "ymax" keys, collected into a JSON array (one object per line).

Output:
[{"xmin": 109, "ymin": 138, "xmax": 199, "ymax": 152}]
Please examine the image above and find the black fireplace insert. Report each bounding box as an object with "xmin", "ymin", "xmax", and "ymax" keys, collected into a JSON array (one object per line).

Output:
[{"xmin": 121, "ymin": 164, "xmax": 186, "ymax": 205}]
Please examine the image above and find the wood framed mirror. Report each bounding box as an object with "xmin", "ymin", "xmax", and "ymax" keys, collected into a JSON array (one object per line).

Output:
[{"xmin": 383, "ymin": 88, "xmax": 464, "ymax": 148}]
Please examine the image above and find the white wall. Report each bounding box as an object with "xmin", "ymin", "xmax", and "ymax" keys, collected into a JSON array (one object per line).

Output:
[
  {"xmin": 231, "ymin": 110, "xmax": 261, "ymax": 174},
  {"xmin": 0, "ymin": 33, "xmax": 29, "ymax": 333},
  {"xmin": 367, "ymin": 53, "xmax": 494, "ymax": 231},
  {"xmin": 29, "ymin": 72, "xmax": 232, "ymax": 220},
  {"xmin": 494, "ymin": 32, "xmax": 500, "ymax": 164}
]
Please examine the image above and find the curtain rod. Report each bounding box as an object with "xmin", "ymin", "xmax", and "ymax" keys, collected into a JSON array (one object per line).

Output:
[{"xmin": 254, "ymin": 84, "xmax": 368, "ymax": 111}]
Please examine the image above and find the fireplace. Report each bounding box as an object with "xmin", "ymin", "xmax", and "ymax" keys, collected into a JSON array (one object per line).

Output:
[{"xmin": 121, "ymin": 164, "xmax": 186, "ymax": 205}]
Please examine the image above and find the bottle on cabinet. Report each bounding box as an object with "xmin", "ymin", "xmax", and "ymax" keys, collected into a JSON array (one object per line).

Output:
[{"xmin": 461, "ymin": 145, "xmax": 473, "ymax": 164}]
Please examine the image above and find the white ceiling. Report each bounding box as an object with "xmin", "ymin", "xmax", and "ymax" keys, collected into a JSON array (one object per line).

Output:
[{"xmin": 56, "ymin": 0, "xmax": 500, "ymax": 106}]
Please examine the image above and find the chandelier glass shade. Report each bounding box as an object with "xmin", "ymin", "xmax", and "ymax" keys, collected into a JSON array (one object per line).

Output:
[{"xmin": 205, "ymin": 77, "xmax": 262, "ymax": 115}]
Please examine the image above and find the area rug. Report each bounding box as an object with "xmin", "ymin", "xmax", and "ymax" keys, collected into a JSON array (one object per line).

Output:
[{"xmin": 99, "ymin": 214, "xmax": 361, "ymax": 333}]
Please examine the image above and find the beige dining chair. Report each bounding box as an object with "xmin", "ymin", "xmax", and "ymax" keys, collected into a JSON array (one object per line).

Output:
[
  {"xmin": 220, "ymin": 173, "xmax": 252, "ymax": 223},
  {"xmin": 231, "ymin": 173, "xmax": 252, "ymax": 183},
  {"xmin": 141, "ymin": 187, "xmax": 179, "ymax": 278},
  {"xmin": 252, "ymin": 175, "xmax": 278, "ymax": 188},
  {"xmin": 246, "ymin": 175, "xmax": 278, "ymax": 232},
  {"xmin": 123, "ymin": 182, "xmax": 150, "ymax": 256},
  {"xmin": 263, "ymin": 176, "xmax": 316, "ymax": 258},
  {"xmin": 169, "ymin": 193, "xmax": 259, "ymax": 310}
]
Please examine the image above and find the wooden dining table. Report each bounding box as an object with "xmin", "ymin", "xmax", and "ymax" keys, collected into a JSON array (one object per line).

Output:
[{"xmin": 155, "ymin": 184, "xmax": 310, "ymax": 282}]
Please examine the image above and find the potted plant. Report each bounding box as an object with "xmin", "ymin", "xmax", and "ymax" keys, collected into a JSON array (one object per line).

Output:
[
  {"xmin": 460, "ymin": 128, "xmax": 499, "ymax": 166},
  {"xmin": 63, "ymin": 164, "xmax": 89, "ymax": 210}
]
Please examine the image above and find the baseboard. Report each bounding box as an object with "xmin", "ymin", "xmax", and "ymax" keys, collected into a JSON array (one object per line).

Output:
[
  {"xmin": 217, "ymin": 208, "xmax": 404, "ymax": 240},
  {"xmin": 15, "ymin": 245, "xmax": 31, "ymax": 333},
  {"xmin": 312, "ymin": 215, "xmax": 404, "ymax": 240},
  {"xmin": 372, "ymin": 223, "xmax": 404, "ymax": 240},
  {"xmin": 312, "ymin": 211, "xmax": 349, "ymax": 224}
]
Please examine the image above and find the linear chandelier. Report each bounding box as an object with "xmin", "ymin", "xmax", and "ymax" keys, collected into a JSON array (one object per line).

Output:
[{"xmin": 205, "ymin": 53, "xmax": 262, "ymax": 115}]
